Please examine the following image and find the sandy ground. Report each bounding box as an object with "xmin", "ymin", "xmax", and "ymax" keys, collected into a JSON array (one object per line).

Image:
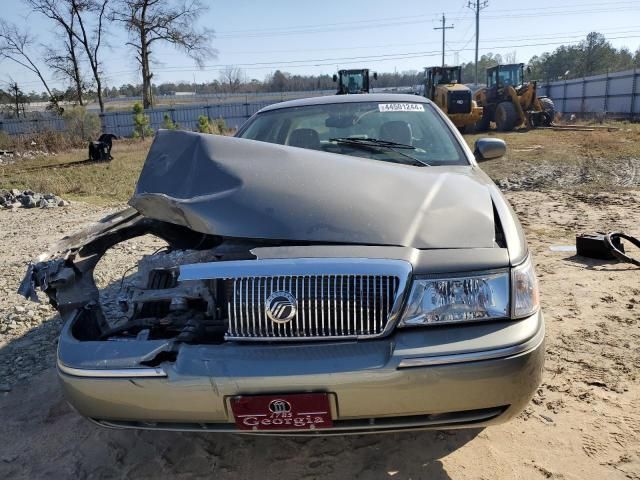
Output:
[{"xmin": 0, "ymin": 190, "xmax": 639, "ymax": 480}]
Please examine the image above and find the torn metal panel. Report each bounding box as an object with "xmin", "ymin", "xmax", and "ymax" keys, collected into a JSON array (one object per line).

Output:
[{"xmin": 130, "ymin": 130, "xmax": 496, "ymax": 249}]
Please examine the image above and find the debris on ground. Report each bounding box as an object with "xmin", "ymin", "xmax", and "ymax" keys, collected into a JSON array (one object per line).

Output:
[
  {"xmin": 0, "ymin": 150, "xmax": 57, "ymax": 161},
  {"xmin": 0, "ymin": 189, "xmax": 69, "ymax": 209}
]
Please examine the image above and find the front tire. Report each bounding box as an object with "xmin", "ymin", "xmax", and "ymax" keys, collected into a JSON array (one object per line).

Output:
[
  {"xmin": 495, "ymin": 102, "xmax": 518, "ymax": 131},
  {"xmin": 539, "ymin": 97, "xmax": 556, "ymax": 126}
]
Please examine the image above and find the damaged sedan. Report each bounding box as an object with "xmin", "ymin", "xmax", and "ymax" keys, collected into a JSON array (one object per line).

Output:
[{"xmin": 20, "ymin": 94, "xmax": 544, "ymax": 434}]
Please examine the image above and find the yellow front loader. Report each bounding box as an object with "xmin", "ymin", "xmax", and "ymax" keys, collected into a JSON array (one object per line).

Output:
[
  {"xmin": 473, "ymin": 63, "xmax": 555, "ymax": 131},
  {"xmin": 424, "ymin": 66, "xmax": 483, "ymax": 132}
]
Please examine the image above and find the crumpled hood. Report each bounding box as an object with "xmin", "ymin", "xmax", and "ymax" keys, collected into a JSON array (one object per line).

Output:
[{"xmin": 130, "ymin": 130, "xmax": 496, "ymax": 249}]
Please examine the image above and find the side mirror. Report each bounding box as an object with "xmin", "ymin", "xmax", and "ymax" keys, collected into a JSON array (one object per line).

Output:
[
  {"xmin": 332, "ymin": 74, "xmax": 338, "ymax": 82},
  {"xmin": 474, "ymin": 138, "xmax": 506, "ymax": 161},
  {"xmin": 373, "ymin": 72, "xmax": 378, "ymax": 80}
]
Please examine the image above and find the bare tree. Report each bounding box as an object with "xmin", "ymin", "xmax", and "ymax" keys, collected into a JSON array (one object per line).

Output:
[
  {"xmin": 503, "ymin": 51, "xmax": 518, "ymax": 64},
  {"xmin": 219, "ymin": 66, "xmax": 243, "ymax": 93},
  {"xmin": 0, "ymin": 20, "xmax": 62, "ymax": 113},
  {"xmin": 44, "ymin": 15, "xmax": 86, "ymax": 105},
  {"xmin": 111, "ymin": 0, "xmax": 216, "ymax": 108},
  {"xmin": 28, "ymin": 0, "xmax": 85, "ymax": 105},
  {"xmin": 7, "ymin": 80, "xmax": 28, "ymax": 118},
  {"xmin": 27, "ymin": 0, "xmax": 109, "ymax": 112}
]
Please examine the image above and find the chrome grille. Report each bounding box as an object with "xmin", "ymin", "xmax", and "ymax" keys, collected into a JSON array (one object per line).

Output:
[
  {"xmin": 178, "ymin": 258, "xmax": 412, "ymax": 341},
  {"xmin": 225, "ymin": 275, "xmax": 401, "ymax": 339}
]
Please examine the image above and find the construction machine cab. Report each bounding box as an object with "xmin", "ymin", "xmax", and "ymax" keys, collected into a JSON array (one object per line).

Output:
[
  {"xmin": 424, "ymin": 66, "xmax": 462, "ymax": 100},
  {"xmin": 333, "ymin": 69, "xmax": 377, "ymax": 95},
  {"xmin": 486, "ymin": 63, "xmax": 524, "ymax": 89}
]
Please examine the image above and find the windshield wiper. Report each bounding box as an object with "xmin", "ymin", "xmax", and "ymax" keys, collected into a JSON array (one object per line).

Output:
[
  {"xmin": 329, "ymin": 137, "xmax": 430, "ymax": 166},
  {"xmin": 331, "ymin": 137, "xmax": 415, "ymax": 149}
]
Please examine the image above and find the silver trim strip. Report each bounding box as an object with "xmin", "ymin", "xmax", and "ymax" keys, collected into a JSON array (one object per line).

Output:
[
  {"xmin": 397, "ymin": 325, "xmax": 545, "ymax": 369},
  {"xmin": 179, "ymin": 258, "xmax": 412, "ymax": 280},
  {"xmin": 58, "ymin": 361, "xmax": 167, "ymax": 378}
]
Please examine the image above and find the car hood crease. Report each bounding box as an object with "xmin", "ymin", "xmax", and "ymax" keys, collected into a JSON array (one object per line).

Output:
[{"xmin": 130, "ymin": 130, "xmax": 496, "ymax": 249}]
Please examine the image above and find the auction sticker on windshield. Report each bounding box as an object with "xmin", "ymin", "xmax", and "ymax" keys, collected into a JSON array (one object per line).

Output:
[{"xmin": 378, "ymin": 103, "xmax": 425, "ymax": 112}]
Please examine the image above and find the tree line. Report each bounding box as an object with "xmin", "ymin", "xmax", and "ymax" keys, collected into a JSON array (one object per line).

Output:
[{"xmin": 460, "ymin": 33, "xmax": 640, "ymax": 83}]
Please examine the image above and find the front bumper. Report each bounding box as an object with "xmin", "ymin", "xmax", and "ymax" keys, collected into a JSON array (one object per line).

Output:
[{"xmin": 58, "ymin": 312, "xmax": 545, "ymax": 434}]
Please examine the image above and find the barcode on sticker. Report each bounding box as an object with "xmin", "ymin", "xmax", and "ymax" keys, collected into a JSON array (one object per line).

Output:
[{"xmin": 378, "ymin": 103, "xmax": 425, "ymax": 112}]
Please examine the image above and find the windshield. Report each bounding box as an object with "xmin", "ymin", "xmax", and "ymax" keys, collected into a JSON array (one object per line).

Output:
[
  {"xmin": 237, "ymin": 101, "xmax": 468, "ymax": 166},
  {"xmin": 489, "ymin": 66, "xmax": 523, "ymax": 88},
  {"xmin": 341, "ymin": 72, "xmax": 365, "ymax": 94},
  {"xmin": 434, "ymin": 68, "xmax": 460, "ymax": 84}
]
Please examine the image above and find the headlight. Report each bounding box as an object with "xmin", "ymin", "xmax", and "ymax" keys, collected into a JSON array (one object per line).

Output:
[
  {"xmin": 398, "ymin": 256, "xmax": 540, "ymax": 327},
  {"xmin": 398, "ymin": 271, "xmax": 510, "ymax": 326},
  {"xmin": 511, "ymin": 255, "xmax": 539, "ymax": 318}
]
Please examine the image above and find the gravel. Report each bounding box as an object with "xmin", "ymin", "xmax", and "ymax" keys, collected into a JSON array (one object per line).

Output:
[{"xmin": 0, "ymin": 189, "xmax": 69, "ymax": 210}]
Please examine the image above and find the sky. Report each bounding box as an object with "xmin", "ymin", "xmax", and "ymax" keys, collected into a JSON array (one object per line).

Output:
[{"xmin": 2, "ymin": 0, "xmax": 640, "ymax": 93}]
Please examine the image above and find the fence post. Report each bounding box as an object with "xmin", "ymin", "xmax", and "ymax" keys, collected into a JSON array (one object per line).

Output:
[
  {"xmin": 244, "ymin": 95, "xmax": 250, "ymax": 119},
  {"xmin": 581, "ymin": 76, "xmax": 586, "ymax": 115},
  {"xmin": 603, "ymin": 69, "xmax": 609, "ymax": 118},
  {"xmin": 563, "ymin": 79, "xmax": 568, "ymax": 114},
  {"xmin": 631, "ymin": 67, "xmax": 637, "ymax": 119}
]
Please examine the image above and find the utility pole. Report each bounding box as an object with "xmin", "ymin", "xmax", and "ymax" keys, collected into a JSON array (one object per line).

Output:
[
  {"xmin": 468, "ymin": 0, "xmax": 489, "ymax": 85},
  {"xmin": 434, "ymin": 14, "xmax": 454, "ymax": 68}
]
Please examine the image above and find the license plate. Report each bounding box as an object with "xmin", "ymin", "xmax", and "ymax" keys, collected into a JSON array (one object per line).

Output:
[{"xmin": 231, "ymin": 393, "xmax": 333, "ymax": 431}]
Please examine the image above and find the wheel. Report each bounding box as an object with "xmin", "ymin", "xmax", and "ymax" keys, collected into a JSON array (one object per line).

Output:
[
  {"xmin": 475, "ymin": 108, "xmax": 492, "ymax": 132},
  {"xmin": 539, "ymin": 97, "xmax": 556, "ymax": 126},
  {"xmin": 495, "ymin": 102, "xmax": 518, "ymax": 131}
]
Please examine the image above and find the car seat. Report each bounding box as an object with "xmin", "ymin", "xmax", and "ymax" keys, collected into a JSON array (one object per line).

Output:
[
  {"xmin": 379, "ymin": 121, "xmax": 412, "ymax": 145},
  {"xmin": 287, "ymin": 128, "xmax": 321, "ymax": 150}
]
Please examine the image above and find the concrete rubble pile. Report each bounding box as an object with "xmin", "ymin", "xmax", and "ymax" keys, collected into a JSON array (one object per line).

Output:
[{"xmin": 0, "ymin": 189, "xmax": 69, "ymax": 209}]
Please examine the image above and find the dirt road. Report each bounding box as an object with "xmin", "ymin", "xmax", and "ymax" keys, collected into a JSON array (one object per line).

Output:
[{"xmin": 1, "ymin": 190, "xmax": 639, "ymax": 479}]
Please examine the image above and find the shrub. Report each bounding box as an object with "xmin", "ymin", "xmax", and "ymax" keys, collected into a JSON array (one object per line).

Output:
[
  {"xmin": 197, "ymin": 115, "xmax": 227, "ymax": 135},
  {"xmin": 197, "ymin": 115, "xmax": 211, "ymax": 133},
  {"xmin": 62, "ymin": 106, "xmax": 101, "ymax": 144},
  {"xmin": 132, "ymin": 102, "xmax": 153, "ymax": 139},
  {"xmin": 162, "ymin": 113, "xmax": 178, "ymax": 130}
]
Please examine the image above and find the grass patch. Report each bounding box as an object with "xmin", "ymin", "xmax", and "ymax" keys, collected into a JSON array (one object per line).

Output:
[
  {"xmin": 464, "ymin": 123, "xmax": 640, "ymax": 190},
  {"xmin": 0, "ymin": 139, "xmax": 152, "ymax": 204}
]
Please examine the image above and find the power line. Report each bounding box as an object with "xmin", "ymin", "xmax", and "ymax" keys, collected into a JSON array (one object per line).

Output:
[
  {"xmin": 10, "ymin": 30, "xmax": 640, "ymax": 88},
  {"xmin": 103, "ymin": 33, "xmax": 640, "ymax": 76},
  {"xmin": 156, "ymin": 25, "xmax": 639, "ymax": 57},
  {"xmin": 210, "ymin": 1, "xmax": 639, "ymax": 39}
]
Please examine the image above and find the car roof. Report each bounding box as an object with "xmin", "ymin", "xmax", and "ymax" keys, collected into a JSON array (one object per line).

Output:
[{"xmin": 257, "ymin": 93, "xmax": 432, "ymax": 113}]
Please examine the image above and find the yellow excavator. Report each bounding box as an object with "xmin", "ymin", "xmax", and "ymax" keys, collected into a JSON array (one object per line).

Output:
[
  {"xmin": 423, "ymin": 66, "xmax": 483, "ymax": 132},
  {"xmin": 473, "ymin": 63, "xmax": 555, "ymax": 131}
]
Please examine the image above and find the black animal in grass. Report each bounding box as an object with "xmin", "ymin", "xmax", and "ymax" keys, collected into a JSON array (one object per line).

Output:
[{"xmin": 88, "ymin": 133, "xmax": 118, "ymax": 161}]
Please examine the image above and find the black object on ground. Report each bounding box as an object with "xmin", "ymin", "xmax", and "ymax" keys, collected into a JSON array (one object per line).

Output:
[
  {"xmin": 88, "ymin": 133, "xmax": 118, "ymax": 161},
  {"xmin": 577, "ymin": 232, "xmax": 640, "ymax": 267},
  {"xmin": 576, "ymin": 233, "xmax": 624, "ymax": 260},
  {"xmin": 605, "ymin": 232, "xmax": 640, "ymax": 267}
]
